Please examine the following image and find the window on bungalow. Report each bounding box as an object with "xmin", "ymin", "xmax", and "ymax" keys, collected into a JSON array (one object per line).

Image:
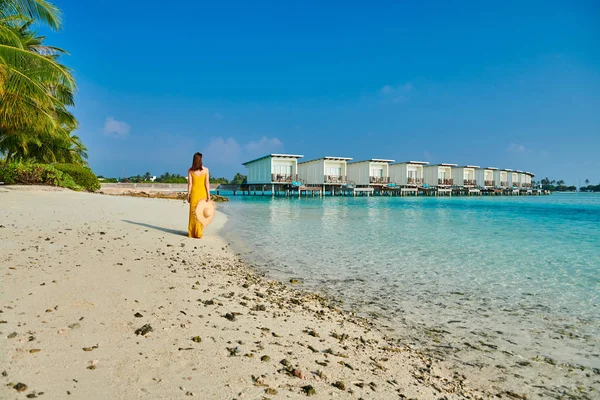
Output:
[
  {"xmin": 326, "ymin": 167, "xmax": 341, "ymax": 176},
  {"xmin": 371, "ymin": 167, "xmax": 383, "ymax": 177},
  {"xmin": 274, "ymin": 165, "xmax": 292, "ymax": 176}
]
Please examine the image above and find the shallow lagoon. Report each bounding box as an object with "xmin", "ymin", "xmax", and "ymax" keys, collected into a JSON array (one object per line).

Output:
[{"xmin": 220, "ymin": 193, "xmax": 600, "ymax": 369}]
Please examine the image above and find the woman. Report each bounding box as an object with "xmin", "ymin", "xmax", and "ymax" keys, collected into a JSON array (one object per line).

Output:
[{"xmin": 187, "ymin": 152, "xmax": 211, "ymax": 238}]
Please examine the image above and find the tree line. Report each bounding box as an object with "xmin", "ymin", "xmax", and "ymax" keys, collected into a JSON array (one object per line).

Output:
[
  {"xmin": 99, "ymin": 172, "xmax": 247, "ymax": 185},
  {"xmin": 537, "ymin": 178, "xmax": 599, "ymax": 192}
]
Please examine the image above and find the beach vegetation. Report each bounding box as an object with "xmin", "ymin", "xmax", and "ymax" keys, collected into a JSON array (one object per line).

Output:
[
  {"xmin": 52, "ymin": 163, "xmax": 100, "ymax": 191},
  {"xmin": 0, "ymin": 161, "xmax": 81, "ymax": 190},
  {"xmin": 230, "ymin": 172, "xmax": 247, "ymax": 184},
  {"xmin": 155, "ymin": 172, "xmax": 187, "ymax": 183},
  {"xmin": 210, "ymin": 176, "xmax": 229, "ymax": 184},
  {"xmin": 538, "ymin": 178, "xmax": 579, "ymax": 192},
  {"xmin": 579, "ymin": 184, "xmax": 600, "ymax": 192},
  {"xmin": 108, "ymin": 171, "xmax": 248, "ymax": 185}
]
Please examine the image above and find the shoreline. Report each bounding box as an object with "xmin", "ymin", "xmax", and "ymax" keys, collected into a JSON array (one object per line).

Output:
[
  {"xmin": 217, "ymin": 195, "xmax": 600, "ymax": 399},
  {"xmin": 0, "ymin": 187, "xmax": 596, "ymax": 399}
]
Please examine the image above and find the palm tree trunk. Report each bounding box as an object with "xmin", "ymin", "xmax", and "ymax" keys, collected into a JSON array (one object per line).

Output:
[{"xmin": 5, "ymin": 150, "xmax": 13, "ymax": 164}]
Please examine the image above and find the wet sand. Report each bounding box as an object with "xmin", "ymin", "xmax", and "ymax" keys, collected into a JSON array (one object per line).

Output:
[{"xmin": 0, "ymin": 186, "xmax": 595, "ymax": 399}]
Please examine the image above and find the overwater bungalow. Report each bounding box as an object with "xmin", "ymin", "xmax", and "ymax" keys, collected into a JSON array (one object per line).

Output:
[
  {"xmin": 494, "ymin": 169, "xmax": 510, "ymax": 189},
  {"xmin": 423, "ymin": 163, "xmax": 456, "ymax": 194},
  {"xmin": 515, "ymin": 170, "xmax": 524, "ymax": 188},
  {"xmin": 347, "ymin": 159, "xmax": 395, "ymax": 187},
  {"xmin": 242, "ymin": 154, "xmax": 303, "ymax": 190},
  {"xmin": 232, "ymin": 152, "xmax": 543, "ymax": 197},
  {"xmin": 452, "ymin": 165, "xmax": 479, "ymax": 188},
  {"xmin": 389, "ymin": 161, "xmax": 429, "ymax": 186},
  {"xmin": 298, "ymin": 156, "xmax": 353, "ymax": 190},
  {"xmin": 475, "ymin": 167, "xmax": 498, "ymax": 190},
  {"xmin": 521, "ymin": 172, "xmax": 534, "ymax": 189}
]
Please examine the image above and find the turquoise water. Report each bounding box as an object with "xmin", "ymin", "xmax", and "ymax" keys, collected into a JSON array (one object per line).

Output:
[{"xmin": 220, "ymin": 193, "xmax": 600, "ymax": 367}]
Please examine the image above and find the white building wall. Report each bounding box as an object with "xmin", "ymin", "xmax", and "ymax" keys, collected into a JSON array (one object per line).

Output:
[
  {"xmin": 389, "ymin": 164, "xmax": 405, "ymax": 185},
  {"xmin": 508, "ymin": 172, "xmax": 519, "ymax": 187},
  {"xmin": 452, "ymin": 168, "xmax": 460, "ymax": 187},
  {"xmin": 246, "ymin": 157, "xmax": 272, "ymax": 184},
  {"xmin": 298, "ymin": 160, "xmax": 324, "ymax": 185},
  {"xmin": 348, "ymin": 162, "xmax": 369, "ymax": 186},
  {"xmin": 452, "ymin": 168, "xmax": 465, "ymax": 187},
  {"xmin": 423, "ymin": 166, "xmax": 438, "ymax": 187},
  {"xmin": 475, "ymin": 169, "xmax": 485, "ymax": 187}
]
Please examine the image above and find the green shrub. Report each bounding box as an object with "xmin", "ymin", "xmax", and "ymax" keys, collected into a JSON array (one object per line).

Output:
[
  {"xmin": 53, "ymin": 163, "xmax": 101, "ymax": 192},
  {"xmin": 0, "ymin": 162, "xmax": 82, "ymax": 191}
]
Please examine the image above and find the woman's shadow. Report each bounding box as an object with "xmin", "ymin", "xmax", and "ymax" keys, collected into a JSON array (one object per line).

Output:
[{"xmin": 122, "ymin": 220, "xmax": 188, "ymax": 237}]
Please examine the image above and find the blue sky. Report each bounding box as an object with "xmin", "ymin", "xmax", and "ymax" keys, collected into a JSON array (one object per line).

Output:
[{"xmin": 49, "ymin": 0, "xmax": 599, "ymax": 184}]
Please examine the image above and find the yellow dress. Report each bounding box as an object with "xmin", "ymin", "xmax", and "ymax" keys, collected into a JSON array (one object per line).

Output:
[{"xmin": 188, "ymin": 172, "xmax": 208, "ymax": 238}]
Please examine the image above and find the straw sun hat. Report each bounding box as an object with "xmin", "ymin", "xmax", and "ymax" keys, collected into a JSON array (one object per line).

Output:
[{"xmin": 195, "ymin": 200, "xmax": 216, "ymax": 227}]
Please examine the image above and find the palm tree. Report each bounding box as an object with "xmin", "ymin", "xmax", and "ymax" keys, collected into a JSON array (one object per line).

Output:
[
  {"xmin": 585, "ymin": 179, "xmax": 590, "ymax": 186},
  {"xmin": 0, "ymin": 2, "xmax": 77, "ymax": 164}
]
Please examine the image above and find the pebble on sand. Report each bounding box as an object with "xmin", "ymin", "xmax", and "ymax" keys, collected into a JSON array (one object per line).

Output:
[
  {"xmin": 13, "ymin": 383, "xmax": 28, "ymax": 392},
  {"xmin": 134, "ymin": 324, "xmax": 153, "ymax": 336},
  {"xmin": 301, "ymin": 385, "xmax": 316, "ymax": 396}
]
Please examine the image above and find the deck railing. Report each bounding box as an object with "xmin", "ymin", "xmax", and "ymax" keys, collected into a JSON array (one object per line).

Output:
[
  {"xmin": 521, "ymin": 182, "xmax": 532, "ymax": 188},
  {"xmin": 369, "ymin": 176, "xmax": 390, "ymax": 184},
  {"xmin": 484, "ymin": 180, "xmax": 495, "ymax": 187},
  {"xmin": 407, "ymin": 177, "xmax": 423, "ymax": 185},
  {"xmin": 324, "ymin": 175, "xmax": 347, "ymax": 184},
  {"xmin": 271, "ymin": 173, "xmax": 297, "ymax": 183},
  {"xmin": 463, "ymin": 179, "xmax": 476, "ymax": 186},
  {"xmin": 438, "ymin": 178, "xmax": 453, "ymax": 185},
  {"xmin": 500, "ymin": 181, "xmax": 509, "ymax": 187}
]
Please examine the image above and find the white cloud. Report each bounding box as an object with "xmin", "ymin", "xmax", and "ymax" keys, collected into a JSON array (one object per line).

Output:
[
  {"xmin": 202, "ymin": 136, "xmax": 284, "ymax": 166},
  {"xmin": 245, "ymin": 136, "xmax": 283, "ymax": 157},
  {"xmin": 203, "ymin": 137, "xmax": 242, "ymax": 164},
  {"xmin": 507, "ymin": 143, "xmax": 526, "ymax": 153},
  {"xmin": 380, "ymin": 82, "xmax": 413, "ymax": 103},
  {"xmin": 103, "ymin": 117, "xmax": 131, "ymax": 137},
  {"xmin": 381, "ymin": 85, "xmax": 393, "ymax": 94}
]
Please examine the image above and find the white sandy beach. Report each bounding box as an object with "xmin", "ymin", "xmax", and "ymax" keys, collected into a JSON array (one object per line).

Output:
[{"xmin": 0, "ymin": 187, "xmax": 595, "ymax": 399}]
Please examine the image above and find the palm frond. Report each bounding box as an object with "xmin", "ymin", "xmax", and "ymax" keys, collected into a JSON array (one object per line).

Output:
[
  {"xmin": 0, "ymin": 44, "xmax": 75, "ymax": 89},
  {"xmin": 0, "ymin": 0, "xmax": 62, "ymax": 30}
]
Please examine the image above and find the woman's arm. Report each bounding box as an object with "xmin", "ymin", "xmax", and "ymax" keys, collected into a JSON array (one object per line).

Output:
[
  {"xmin": 187, "ymin": 171, "xmax": 192, "ymax": 202},
  {"xmin": 205, "ymin": 168, "xmax": 211, "ymax": 202}
]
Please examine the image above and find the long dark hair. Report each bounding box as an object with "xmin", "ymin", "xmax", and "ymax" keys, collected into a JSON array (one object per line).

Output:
[{"xmin": 190, "ymin": 152, "xmax": 203, "ymax": 171}]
